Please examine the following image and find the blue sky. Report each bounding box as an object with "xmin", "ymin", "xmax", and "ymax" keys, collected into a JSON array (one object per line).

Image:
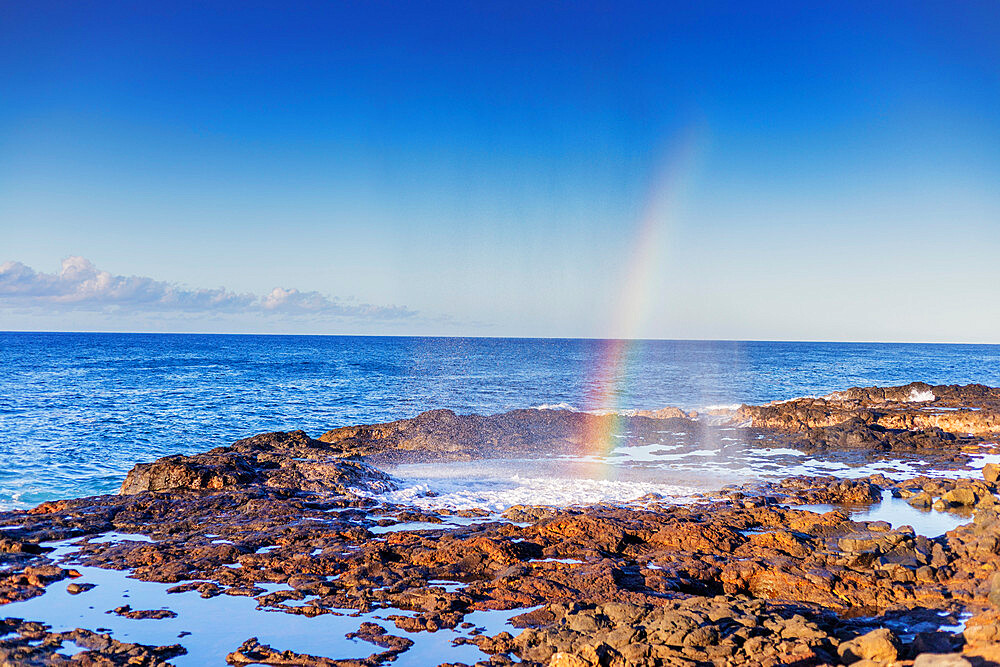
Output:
[{"xmin": 1, "ymin": 1, "xmax": 998, "ymax": 341}]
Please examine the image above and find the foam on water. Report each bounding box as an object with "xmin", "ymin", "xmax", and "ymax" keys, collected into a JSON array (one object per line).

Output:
[
  {"xmin": 530, "ymin": 403, "xmax": 579, "ymax": 411},
  {"xmin": 370, "ymin": 435, "xmax": 998, "ymax": 512},
  {"xmin": 529, "ymin": 404, "xmax": 669, "ymax": 418},
  {"xmin": 374, "ymin": 466, "xmax": 701, "ymax": 512}
]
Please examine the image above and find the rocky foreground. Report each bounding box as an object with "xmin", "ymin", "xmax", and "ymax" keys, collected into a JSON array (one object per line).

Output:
[{"xmin": 2, "ymin": 382, "xmax": 1000, "ymax": 666}]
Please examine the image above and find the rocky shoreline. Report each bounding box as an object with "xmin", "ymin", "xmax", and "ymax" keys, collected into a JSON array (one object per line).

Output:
[{"xmin": 2, "ymin": 382, "xmax": 1000, "ymax": 666}]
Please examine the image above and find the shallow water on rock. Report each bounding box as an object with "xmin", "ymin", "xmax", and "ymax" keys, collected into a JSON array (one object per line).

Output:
[
  {"xmin": 2, "ymin": 536, "xmax": 531, "ymax": 665},
  {"xmin": 794, "ymin": 491, "xmax": 972, "ymax": 538}
]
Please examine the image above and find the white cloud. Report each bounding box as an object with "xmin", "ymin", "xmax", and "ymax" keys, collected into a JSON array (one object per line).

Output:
[{"xmin": 0, "ymin": 257, "xmax": 416, "ymax": 320}]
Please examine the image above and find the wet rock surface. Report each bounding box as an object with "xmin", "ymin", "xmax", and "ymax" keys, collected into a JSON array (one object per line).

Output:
[
  {"xmin": 738, "ymin": 382, "xmax": 1000, "ymax": 442},
  {"xmin": 0, "ymin": 617, "xmax": 184, "ymax": 665},
  {"xmin": 2, "ymin": 383, "xmax": 1000, "ymax": 665},
  {"xmin": 226, "ymin": 626, "xmax": 414, "ymax": 667}
]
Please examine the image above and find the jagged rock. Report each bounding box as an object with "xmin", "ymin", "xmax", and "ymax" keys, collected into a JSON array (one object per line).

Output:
[
  {"xmin": 984, "ymin": 463, "xmax": 1000, "ymax": 484},
  {"xmin": 942, "ymin": 488, "xmax": 977, "ymax": 507},
  {"xmin": 0, "ymin": 538, "xmax": 43, "ymax": 554},
  {"xmin": 964, "ymin": 610, "xmax": 1000, "ymax": 646},
  {"xmin": 0, "ymin": 619, "xmax": 186, "ymax": 665},
  {"xmin": 120, "ymin": 452, "xmax": 259, "ymax": 493},
  {"xmin": 110, "ymin": 604, "xmax": 178, "ymax": 619},
  {"xmin": 738, "ymin": 382, "xmax": 1000, "ymax": 440},
  {"xmin": 120, "ymin": 431, "xmax": 394, "ymax": 496},
  {"xmin": 838, "ymin": 628, "xmax": 899, "ymax": 663},
  {"xmin": 797, "ymin": 418, "xmax": 965, "ymax": 454}
]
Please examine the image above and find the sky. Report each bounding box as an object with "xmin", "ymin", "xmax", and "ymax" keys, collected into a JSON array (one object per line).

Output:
[{"xmin": 1, "ymin": 1, "xmax": 999, "ymax": 341}]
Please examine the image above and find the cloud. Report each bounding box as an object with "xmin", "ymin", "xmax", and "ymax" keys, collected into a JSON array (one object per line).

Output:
[{"xmin": 0, "ymin": 257, "xmax": 416, "ymax": 320}]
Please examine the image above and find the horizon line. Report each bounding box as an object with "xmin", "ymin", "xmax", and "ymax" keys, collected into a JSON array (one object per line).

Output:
[{"xmin": 0, "ymin": 329, "xmax": 997, "ymax": 347}]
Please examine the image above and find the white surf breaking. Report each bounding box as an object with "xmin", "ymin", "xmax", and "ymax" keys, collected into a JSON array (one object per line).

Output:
[
  {"xmin": 375, "ymin": 474, "xmax": 700, "ymax": 513},
  {"xmin": 362, "ymin": 438, "xmax": 996, "ymax": 513},
  {"xmin": 907, "ymin": 388, "xmax": 937, "ymax": 402}
]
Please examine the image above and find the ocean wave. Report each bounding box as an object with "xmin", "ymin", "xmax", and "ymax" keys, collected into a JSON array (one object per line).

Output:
[
  {"xmin": 529, "ymin": 404, "xmax": 640, "ymax": 417},
  {"xmin": 530, "ymin": 403, "xmax": 580, "ymax": 411},
  {"xmin": 530, "ymin": 404, "xmax": 653, "ymax": 418}
]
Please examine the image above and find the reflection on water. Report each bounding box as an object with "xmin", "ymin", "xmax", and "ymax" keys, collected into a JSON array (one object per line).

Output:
[
  {"xmin": 794, "ymin": 491, "xmax": 971, "ymax": 538},
  {"xmin": 1, "ymin": 536, "xmax": 532, "ymax": 666}
]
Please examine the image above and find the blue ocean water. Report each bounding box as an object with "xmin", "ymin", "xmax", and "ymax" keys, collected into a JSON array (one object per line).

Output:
[{"xmin": 1, "ymin": 332, "xmax": 999, "ymax": 509}]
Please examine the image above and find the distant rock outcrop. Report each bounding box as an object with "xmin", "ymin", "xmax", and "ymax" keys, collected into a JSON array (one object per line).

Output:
[
  {"xmin": 737, "ymin": 382, "xmax": 1000, "ymax": 438},
  {"xmin": 120, "ymin": 430, "xmax": 394, "ymax": 496}
]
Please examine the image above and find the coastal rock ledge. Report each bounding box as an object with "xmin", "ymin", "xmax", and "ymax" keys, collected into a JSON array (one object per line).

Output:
[
  {"xmin": 120, "ymin": 430, "xmax": 395, "ymax": 495},
  {"xmin": 1, "ymin": 383, "xmax": 1000, "ymax": 665}
]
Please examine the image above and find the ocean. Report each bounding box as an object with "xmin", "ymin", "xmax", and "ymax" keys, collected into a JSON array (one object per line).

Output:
[{"xmin": 2, "ymin": 331, "xmax": 999, "ymax": 510}]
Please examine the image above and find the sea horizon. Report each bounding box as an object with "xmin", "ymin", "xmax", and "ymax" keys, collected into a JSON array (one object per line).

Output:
[{"xmin": 4, "ymin": 329, "xmax": 999, "ymax": 346}]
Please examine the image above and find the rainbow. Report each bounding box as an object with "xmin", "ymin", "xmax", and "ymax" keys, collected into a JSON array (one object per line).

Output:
[{"xmin": 578, "ymin": 124, "xmax": 705, "ymax": 458}]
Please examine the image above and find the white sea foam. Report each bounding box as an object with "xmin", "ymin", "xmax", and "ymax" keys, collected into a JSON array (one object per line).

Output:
[
  {"xmin": 530, "ymin": 403, "xmax": 694, "ymax": 418},
  {"xmin": 907, "ymin": 388, "xmax": 936, "ymax": 402},
  {"xmin": 375, "ymin": 473, "xmax": 698, "ymax": 513},
  {"xmin": 530, "ymin": 403, "xmax": 579, "ymax": 411},
  {"xmin": 387, "ymin": 442, "xmax": 1000, "ymax": 515},
  {"xmin": 378, "ymin": 453, "xmax": 971, "ymax": 513},
  {"xmin": 366, "ymin": 428, "xmax": 995, "ymax": 513},
  {"xmin": 529, "ymin": 404, "xmax": 643, "ymax": 417}
]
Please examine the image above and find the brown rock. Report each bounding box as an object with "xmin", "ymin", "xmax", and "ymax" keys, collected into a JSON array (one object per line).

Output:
[
  {"xmin": 66, "ymin": 582, "xmax": 95, "ymax": 594},
  {"xmin": 838, "ymin": 628, "xmax": 899, "ymax": 663},
  {"xmin": 548, "ymin": 652, "xmax": 591, "ymax": 667},
  {"xmin": 984, "ymin": 463, "xmax": 1000, "ymax": 484},
  {"xmin": 942, "ymin": 488, "xmax": 977, "ymax": 507},
  {"xmin": 964, "ymin": 611, "xmax": 1000, "ymax": 647},
  {"xmin": 110, "ymin": 604, "xmax": 178, "ymax": 619},
  {"xmin": 119, "ymin": 430, "xmax": 393, "ymax": 496}
]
